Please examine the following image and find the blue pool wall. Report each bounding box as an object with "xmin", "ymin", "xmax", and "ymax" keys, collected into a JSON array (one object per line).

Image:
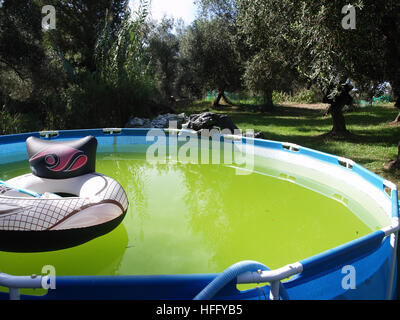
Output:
[{"xmin": 0, "ymin": 129, "xmax": 398, "ymax": 300}]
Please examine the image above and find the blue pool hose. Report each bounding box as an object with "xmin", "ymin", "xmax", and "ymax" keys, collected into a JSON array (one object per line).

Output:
[{"xmin": 193, "ymin": 260, "xmax": 289, "ymax": 300}]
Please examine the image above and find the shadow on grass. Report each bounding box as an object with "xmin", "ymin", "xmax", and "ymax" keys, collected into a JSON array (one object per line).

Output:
[
  {"xmin": 348, "ymin": 129, "xmax": 400, "ymax": 145},
  {"xmin": 228, "ymin": 113, "xmax": 332, "ymax": 131},
  {"xmin": 229, "ymin": 105, "xmax": 399, "ymax": 141},
  {"xmin": 177, "ymin": 100, "xmax": 399, "ymax": 149},
  {"xmin": 176, "ymin": 100, "xmax": 399, "ymax": 185},
  {"xmin": 345, "ymin": 106, "xmax": 399, "ymax": 126}
]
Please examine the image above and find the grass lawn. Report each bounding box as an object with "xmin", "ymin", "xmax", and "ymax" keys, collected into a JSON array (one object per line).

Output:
[{"xmin": 175, "ymin": 100, "xmax": 400, "ymax": 187}]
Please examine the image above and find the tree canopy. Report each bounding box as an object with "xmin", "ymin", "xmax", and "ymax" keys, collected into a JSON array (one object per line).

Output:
[
  {"xmin": 178, "ymin": 16, "xmax": 243, "ymax": 106},
  {"xmin": 214, "ymin": 0, "xmax": 400, "ymax": 134},
  {"xmin": 146, "ymin": 17, "xmax": 180, "ymax": 99},
  {"xmin": 0, "ymin": 0, "xmax": 399, "ymax": 141},
  {"xmin": 40, "ymin": 0, "xmax": 130, "ymax": 72}
]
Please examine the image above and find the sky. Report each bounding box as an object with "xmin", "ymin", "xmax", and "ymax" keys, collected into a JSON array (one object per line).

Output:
[{"xmin": 130, "ymin": 0, "xmax": 198, "ymax": 25}]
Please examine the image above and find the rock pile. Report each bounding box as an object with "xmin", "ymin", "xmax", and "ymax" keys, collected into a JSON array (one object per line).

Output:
[
  {"xmin": 125, "ymin": 113, "xmax": 187, "ymax": 129},
  {"xmin": 125, "ymin": 112, "xmax": 265, "ymax": 139}
]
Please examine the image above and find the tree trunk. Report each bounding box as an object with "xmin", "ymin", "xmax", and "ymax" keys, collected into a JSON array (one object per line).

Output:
[
  {"xmin": 329, "ymin": 102, "xmax": 349, "ymax": 136},
  {"xmin": 391, "ymin": 95, "xmax": 400, "ymax": 123},
  {"xmin": 397, "ymin": 142, "xmax": 400, "ymax": 163},
  {"xmin": 324, "ymin": 105, "xmax": 332, "ymax": 117},
  {"xmin": 394, "ymin": 112, "xmax": 400, "ymax": 123},
  {"xmin": 221, "ymin": 92, "xmax": 234, "ymax": 106},
  {"xmin": 385, "ymin": 142, "xmax": 400, "ymax": 170},
  {"xmin": 261, "ymin": 89, "xmax": 274, "ymax": 112},
  {"xmin": 212, "ymin": 91, "xmax": 224, "ymax": 107},
  {"xmin": 322, "ymin": 84, "xmax": 353, "ymax": 137}
]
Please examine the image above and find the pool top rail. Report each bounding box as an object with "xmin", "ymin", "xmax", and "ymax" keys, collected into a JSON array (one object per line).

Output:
[{"xmin": 0, "ymin": 128, "xmax": 398, "ymax": 300}]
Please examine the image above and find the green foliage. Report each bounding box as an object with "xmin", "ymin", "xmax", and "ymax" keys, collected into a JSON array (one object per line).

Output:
[
  {"xmin": 272, "ymin": 91, "xmax": 291, "ymax": 104},
  {"xmin": 272, "ymin": 89, "xmax": 318, "ymax": 104},
  {"xmin": 94, "ymin": 1, "xmax": 149, "ymax": 85},
  {"xmin": 196, "ymin": 0, "xmax": 237, "ymax": 19},
  {"xmin": 62, "ymin": 73, "xmax": 156, "ymax": 129},
  {"xmin": 0, "ymin": 106, "xmax": 41, "ymax": 135},
  {"xmin": 1, "ymin": 0, "xmax": 399, "ymax": 138},
  {"xmin": 56, "ymin": 0, "xmax": 157, "ymax": 129},
  {"xmin": 146, "ymin": 17, "xmax": 180, "ymax": 99},
  {"xmin": 205, "ymin": 91, "xmax": 265, "ymax": 107},
  {"xmin": 178, "ymin": 17, "xmax": 243, "ymax": 98},
  {"xmin": 0, "ymin": 0, "xmax": 44, "ymax": 77},
  {"xmin": 0, "ymin": 107, "xmax": 23, "ymax": 135},
  {"xmin": 0, "ymin": 0, "xmax": 159, "ymax": 134},
  {"xmin": 293, "ymin": 89, "xmax": 318, "ymax": 104},
  {"xmin": 39, "ymin": 0, "xmax": 130, "ymax": 72},
  {"xmin": 234, "ymin": 1, "xmax": 302, "ymax": 108},
  {"xmin": 0, "ymin": 0, "xmax": 63, "ymax": 104},
  {"xmin": 194, "ymin": 0, "xmax": 399, "ymax": 114}
]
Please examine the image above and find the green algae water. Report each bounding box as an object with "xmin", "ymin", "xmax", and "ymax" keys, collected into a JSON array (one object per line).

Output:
[{"xmin": 0, "ymin": 145, "xmax": 390, "ymax": 284}]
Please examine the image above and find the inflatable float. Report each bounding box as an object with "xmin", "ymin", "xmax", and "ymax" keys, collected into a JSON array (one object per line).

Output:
[{"xmin": 0, "ymin": 136, "xmax": 128, "ymax": 252}]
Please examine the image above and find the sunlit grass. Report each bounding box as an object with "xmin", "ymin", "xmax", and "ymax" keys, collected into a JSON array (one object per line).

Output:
[{"xmin": 176, "ymin": 100, "xmax": 400, "ymax": 187}]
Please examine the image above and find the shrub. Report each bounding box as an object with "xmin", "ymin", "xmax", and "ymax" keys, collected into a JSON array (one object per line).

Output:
[
  {"xmin": 292, "ymin": 89, "xmax": 317, "ymax": 104},
  {"xmin": 272, "ymin": 88, "xmax": 320, "ymax": 104},
  {"xmin": 272, "ymin": 91, "xmax": 291, "ymax": 104},
  {"xmin": 0, "ymin": 106, "xmax": 41, "ymax": 135},
  {"xmin": 37, "ymin": 0, "xmax": 159, "ymax": 130},
  {"xmin": 62, "ymin": 73, "xmax": 157, "ymax": 129}
]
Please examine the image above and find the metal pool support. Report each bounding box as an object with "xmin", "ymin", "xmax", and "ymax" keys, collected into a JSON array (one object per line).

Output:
[
  {"xmin": 0, "ymin": 129, "xmax": 399, "ymax": 300},
  {"xmin": 0, "ymin": 273, "xmax": 44, "ymax": 300}
]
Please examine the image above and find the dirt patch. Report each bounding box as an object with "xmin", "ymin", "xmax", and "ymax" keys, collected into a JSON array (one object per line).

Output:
[{"xmin": 280, "ymin": 102, "xmax": 329, "ymax": 110}]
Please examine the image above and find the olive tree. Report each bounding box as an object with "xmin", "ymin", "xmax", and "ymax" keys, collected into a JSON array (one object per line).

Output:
[
  {"xmin": 236, "ymin": 0, "xmax": 399, "ymax": 136},
  {"xmin": 146, "ymin": 17, "xmax": 180, "ymax": 100},
  {"xmin": 179, "ymin": 16, "xmax": 243, "ymax": 107}
]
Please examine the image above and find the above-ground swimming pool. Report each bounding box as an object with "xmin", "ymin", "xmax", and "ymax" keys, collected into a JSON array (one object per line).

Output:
[{"xmin": 0, "ymin": 128, "xmax": 398, "ymax": 300}]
